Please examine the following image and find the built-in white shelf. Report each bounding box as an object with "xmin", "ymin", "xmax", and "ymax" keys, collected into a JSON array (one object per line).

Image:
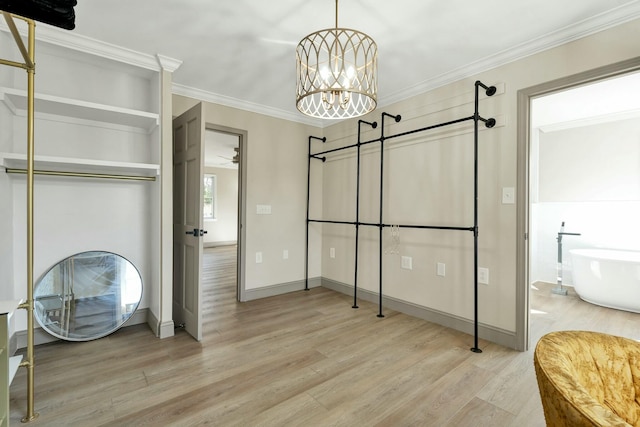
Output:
[
  {"xmin": 0, "ymin": 87, "xmax": 159, "ymax": 132},
  {"xmin": 1, "ymin": 152, "xmax": 159, "ymax": 177}
]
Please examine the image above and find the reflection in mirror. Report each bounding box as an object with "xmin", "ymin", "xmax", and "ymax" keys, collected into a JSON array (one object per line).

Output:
[{"xmin": 34, "ymin": 251, "xmax": 142, "ymax": 341}]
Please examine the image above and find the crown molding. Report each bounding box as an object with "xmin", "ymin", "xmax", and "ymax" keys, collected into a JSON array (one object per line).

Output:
[
  {"xmin": 0, "ymin": 21, "xmax": 181, "ymax": 73},
  {"xmin": 172, "ymin": 83, "xmax": 323, "ymax": 127},
  {"xmin": 378, "ymin": 2, "xmax": 640, "ymax": 108},
  {"xmin": 156, "ymin": 54, "xmax": 182, "ymax": 73}
]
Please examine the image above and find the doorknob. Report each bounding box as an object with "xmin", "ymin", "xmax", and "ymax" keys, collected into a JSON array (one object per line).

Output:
[{"xmin": 185, "ymin": 228, "xmax": 208, "ymax": 237}]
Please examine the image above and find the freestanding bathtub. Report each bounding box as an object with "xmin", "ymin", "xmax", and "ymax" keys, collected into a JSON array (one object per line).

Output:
[{"xmin": 570, "ymin": 248, "xmax": 640, "ymax": 313}]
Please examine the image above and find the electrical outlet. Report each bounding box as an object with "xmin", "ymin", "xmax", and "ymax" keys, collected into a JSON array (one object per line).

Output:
[
  {"xmin": 401, "ymin": 256, "xmax": 412, "ymax": 270},
  {"xmin": 437, "ymin": 262, "xmax": 446, "ymax": 277},
  {"xmin": 256, "ymin": 252, "xmax": 263, "ymax": 264},
  {"xmin": 283, "ymin": 249, "xmax": 288, "ymax": 260},
  {"xmin": 478, "ymin": 267, "xmax": 489, "ymax": 285},
  {"xmin": 330, "ymin": 247, "xmax": 335, "ymax": 258}
]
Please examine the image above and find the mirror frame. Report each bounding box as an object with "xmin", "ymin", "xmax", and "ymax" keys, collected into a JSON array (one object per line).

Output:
[{"xmin": 33, "ymin": 250, "xmax": 143, "ymax": 341}]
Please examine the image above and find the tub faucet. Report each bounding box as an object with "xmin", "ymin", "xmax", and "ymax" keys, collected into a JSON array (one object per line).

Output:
[{"xmin": 553, "ymin": 221, "xmax": 581, "ymax": 296}]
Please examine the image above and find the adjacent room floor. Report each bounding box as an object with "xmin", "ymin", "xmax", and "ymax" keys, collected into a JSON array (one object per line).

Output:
[{"xmin": 10, "ymin": 246, "xmax": 640, "ymax": 426}]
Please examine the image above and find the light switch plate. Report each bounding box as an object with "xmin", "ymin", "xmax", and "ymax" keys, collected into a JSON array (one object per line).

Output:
[
  {"xmin": 502, "ymin": 187, "xmax": 515, "ymax": 204},
  {"xmin": 478, "ymin": 267, "xmax": 489, "ymax": 284},
  {"xmin": 256, "ymin": 204, "xmax": 272, "ymax": 214},
  {"xmin": 401, "ymin": 256, "xmax": 412, "ymax": 270}
]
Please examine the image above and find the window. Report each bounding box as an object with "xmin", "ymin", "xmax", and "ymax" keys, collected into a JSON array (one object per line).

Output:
[{"xmin": 203, "ymin": 174, "xmax": 217, "ymax": 220}]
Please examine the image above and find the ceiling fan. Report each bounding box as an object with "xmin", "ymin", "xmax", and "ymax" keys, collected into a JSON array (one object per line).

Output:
[{"xmin": 218, "ymin": 147, "xmax": 239, "ymax": 165}]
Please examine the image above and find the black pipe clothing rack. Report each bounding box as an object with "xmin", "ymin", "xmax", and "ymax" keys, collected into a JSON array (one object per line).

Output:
[{"xmin": 304, "ymin": 81, "xmax": 496, "ymax": 353}]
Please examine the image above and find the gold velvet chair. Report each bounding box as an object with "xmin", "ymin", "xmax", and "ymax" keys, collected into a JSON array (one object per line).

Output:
[{"xmin": 534, "ymin": 330, "xmax": 640, "ymax": 426}]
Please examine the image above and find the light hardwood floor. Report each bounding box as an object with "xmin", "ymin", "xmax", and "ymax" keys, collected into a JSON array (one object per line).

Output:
[{"xmin": 10, "ymin": 246, "xmax": 640, "ymax": 426}]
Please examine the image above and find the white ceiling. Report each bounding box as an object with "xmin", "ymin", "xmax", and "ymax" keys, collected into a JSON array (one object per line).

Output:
[{"xmin": 56, "ymin": 1, "xmax": 640, "ymax": 123}]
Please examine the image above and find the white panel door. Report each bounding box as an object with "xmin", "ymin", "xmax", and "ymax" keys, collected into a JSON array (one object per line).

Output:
[{"xmin": 172, "ymin": 103, "xmax": 205, "ymax": 341}]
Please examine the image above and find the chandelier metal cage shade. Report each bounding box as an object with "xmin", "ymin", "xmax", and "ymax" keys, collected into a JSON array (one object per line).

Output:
[{"xmin": 296, "ymin": 23, "xmax": 378, "ymax": 119}]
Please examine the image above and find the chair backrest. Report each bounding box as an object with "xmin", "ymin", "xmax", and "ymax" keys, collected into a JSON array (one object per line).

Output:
[{"xmin": 534, "ymin": 330, "xmax": 640, "ymax": 427}]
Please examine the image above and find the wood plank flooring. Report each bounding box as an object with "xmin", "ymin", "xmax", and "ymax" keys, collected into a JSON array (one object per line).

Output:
[{"xmin": 10, "ymin": 246, "xmax": 640, "ymax": 426}]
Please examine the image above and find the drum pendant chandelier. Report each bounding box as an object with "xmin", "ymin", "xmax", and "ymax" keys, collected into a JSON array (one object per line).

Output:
[{"xmin": 296, "ymin": 0, "xmax": 378, "ymax": 119}]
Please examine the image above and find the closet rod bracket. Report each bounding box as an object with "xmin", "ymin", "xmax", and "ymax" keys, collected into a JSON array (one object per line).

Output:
[
  {"xmin": 358, "ymin": 119, "xmax": 378, "ymax": 129},
  {"xmin": 476, "ymin": 115, "xmax": 496, "ymax": 128},
  {"xmin": 382, "ymin": 112, "xmax": 402, "ymax": 123},
  {"xmin": 475, "ymin": 80, "xmax": 497, "ymax": 97}
]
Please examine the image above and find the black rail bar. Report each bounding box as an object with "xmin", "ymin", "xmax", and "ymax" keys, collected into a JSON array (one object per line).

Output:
[
  {"xmin": 310, "ymin": 115, "xmax": 490, "ymax": 158},
  {"xmin": 309, "ymin": 219, "xmax": 475, "ymax": 232},
  {"xmin": 305, "ymin": 135, "xmax": 326, "ymax": 291}
]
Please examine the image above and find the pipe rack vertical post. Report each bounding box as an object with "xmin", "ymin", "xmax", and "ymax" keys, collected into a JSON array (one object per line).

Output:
[
  {"xmin": 353, "ymin": 120, "xmax": 377, "ymax": 309},
  {"xmin": 353, "ymin": 125, "xmax": 362, "ymax": 308},
  {"xmin": 26, "ymin": 19, "xmax": 37, "ymax": 419},
  {"xmin": 471, "ymin": 82, "xmax": 482, "ymax": 353},
  {"xmin": 470, "ymin": 80, "xmax": 496, "ymax": 353},
  {"xmin": 376, "ymin": 113, "xmax": 401, "ymax": 318},
  {"xmin": 305, "ymin": 136, "xmax": 326, "ymax": 291},
  {"xmin": 305, "ymin": 137, "xmax": 312, "ymax": 291},
  {"xmin": 13, "ymin": 16, "xmax": 39, "ymax": 421},
  {"xmin": 377, "ymin": 117, "xmax": 385, "ymax": 318}
]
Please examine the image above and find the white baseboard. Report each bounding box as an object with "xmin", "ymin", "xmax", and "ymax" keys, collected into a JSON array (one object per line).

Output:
[
  {"xmin": 321, "ymin": 278, "xmax": 519, "ymax": 351},
  {"xmin": 146, "ymin": 309, "xmax": 174, "ymax": 339}
]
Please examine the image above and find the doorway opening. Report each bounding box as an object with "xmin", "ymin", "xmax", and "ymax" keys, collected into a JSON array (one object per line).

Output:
[
  {"xmin": 516, "ymin": 58, "xmax": 640, "ymax": 351},
  {"xmin": 204, "ymin": 126, "xmax": 246, "ymax": 303},
  {"xmin": 171, "ymin": 103, "xmax": 247, "ymax": 342}
]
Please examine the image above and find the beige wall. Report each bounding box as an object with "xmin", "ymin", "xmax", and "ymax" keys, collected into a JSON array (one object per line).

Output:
[
  {"xmin": 172, "ymin": 97, "xmax": 323, "ymax": 291},
  {"xmin": 171, "ymin": 18, "xmax": 639, "ymax": 338},
  {"xmin": 321, "ymin": 18, "xmax": 640, "ymax": 334},
  {"xmin": 531, "ymin": 118, "xmax": 640, "ymax": 285}
]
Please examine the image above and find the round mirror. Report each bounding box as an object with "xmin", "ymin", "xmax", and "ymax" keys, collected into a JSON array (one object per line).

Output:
[{"xmin": 34, "ymin": 251, "xmax": 143, "ymax": 341}]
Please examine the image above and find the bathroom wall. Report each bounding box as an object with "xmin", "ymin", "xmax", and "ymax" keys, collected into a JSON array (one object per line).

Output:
[{"xmin": 531, "ymin": 117, "xmax": 640, "ymax": 284}]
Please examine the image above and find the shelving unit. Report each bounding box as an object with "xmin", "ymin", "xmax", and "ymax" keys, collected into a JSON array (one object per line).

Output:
[
  {"xmin": 0, "ymin": 300, "xmax": 22, "ymax": 427},
  {"xmin": 1, "ymin": 15, "xmax": 167, "ymax": 422},
  {"xmin": 1, "ymin": 152, "xmax": 159, "ymax": 178},
  {"xmin": 0, "ymin": 36, "xmax": 161, "ymax": 181},
  {"xmin": 0, "ymin": 86, "xmax": 159, "ymax": 133}
]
